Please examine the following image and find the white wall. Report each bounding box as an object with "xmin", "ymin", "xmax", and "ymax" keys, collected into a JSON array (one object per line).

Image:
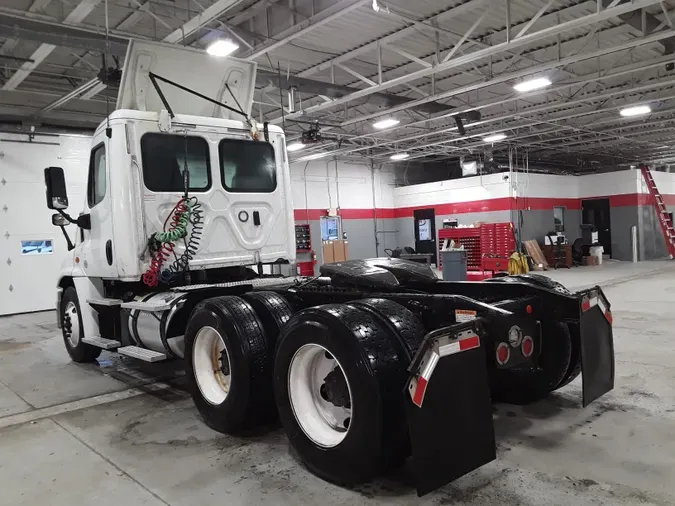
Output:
[
  {"xmin": 650, "ymin": 170, "xmax": 675, "ymax": 195},
  {"xmin": 393, "ymin": 173, "xmax": 509, "ymax": 208},
  {"xmin": 290, "ymin": 160, "xmax": 395, "ymax": 212},
  {"xmin": 392, "ymin": 169, "xmax": 653, "ymax": 208},
  {"xmin": 0, "ymin": 133, "xmax": 90, "ymax": 315}
]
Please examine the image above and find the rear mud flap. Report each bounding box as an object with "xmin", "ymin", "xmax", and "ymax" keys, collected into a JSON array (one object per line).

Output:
[
  {"xmin": 579, "ymin": 289, "xmax": 615, "ymax": 406},
  {"xmin": 404, "ymin": 326, "xmax": 495, "ymax": 496}
]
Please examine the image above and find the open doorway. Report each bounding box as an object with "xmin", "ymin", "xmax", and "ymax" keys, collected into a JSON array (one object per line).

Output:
[{"xmin": 582, "ymin": 198, "xmax": 612, "ymax": 257}]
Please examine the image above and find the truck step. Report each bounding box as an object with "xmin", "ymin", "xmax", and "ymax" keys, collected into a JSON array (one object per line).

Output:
[
  {"xmin": 87, "ymin": 298, "xmax": 124, "ymax": 307},
  {"xmin": 121, "ymin": 300, "xmax": 172, "ymax": 312},
  {"xmin": 117, "ymin": 346, "xmax": 167, "ymax": 362},
  {"xmin": 82, "ymin": 336, "xmax": 120, "ymax": 350}
]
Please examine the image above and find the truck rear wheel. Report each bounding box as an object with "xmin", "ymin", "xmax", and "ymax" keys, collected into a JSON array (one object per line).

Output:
[
  {"xmin": 348, "ymin": 298, "xmax": 426, "ymax": 361},
  {"xmin": 274, "ymin": 304, "xmax": 409, "ymax": 485},
  {"xmin": 489, "ymin": 320, "xmax": 572, "ymax": 404},
  {"xmin": 505, "ymin": 274, "xmax": 582, "ymax": 391},
  {"xmin": 184, "ymin": 296, "xmax": 275, "ymax": 433},
  {"xmin": 61, "ymin": 287, "xmax": 102, "ymax": 363},
  {"xmin": 242, "ymin": 291, "xmax": 294, "ymax": 350}
]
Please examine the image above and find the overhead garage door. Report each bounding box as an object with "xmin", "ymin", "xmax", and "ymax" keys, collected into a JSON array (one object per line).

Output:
[{"xmin": 0, "ymin": 133, "xmax": 90, "ymax": 315}]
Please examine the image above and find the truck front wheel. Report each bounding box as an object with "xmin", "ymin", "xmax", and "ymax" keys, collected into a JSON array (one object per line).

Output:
[
  {"xmin": 184, "ymin": 296, "xmax": 276, "ymax": 433},
  {"xmin": 61, "ymin": 287, "xmax": 102, "ymax": 363}
]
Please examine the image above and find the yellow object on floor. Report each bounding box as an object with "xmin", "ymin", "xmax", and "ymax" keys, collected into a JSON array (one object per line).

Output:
[{"xmin": 508, "ymin": 252, "xmax": 530, "ymax": 275}]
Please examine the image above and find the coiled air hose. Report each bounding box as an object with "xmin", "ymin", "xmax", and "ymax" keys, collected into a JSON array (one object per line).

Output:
[{"xmin": 142, "ymin": 197, "xmax": 202, "ymax": 287}]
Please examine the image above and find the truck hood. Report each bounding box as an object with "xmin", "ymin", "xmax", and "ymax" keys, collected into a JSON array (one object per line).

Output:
[{"xmin": 117, "ymin": 39, "xmax": 256, "ymax": 120}]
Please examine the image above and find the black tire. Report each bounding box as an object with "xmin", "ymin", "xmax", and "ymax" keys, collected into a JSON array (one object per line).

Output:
[
  {"xmin": 554, "ymin": 325, "xmax": 582, "ymax": 390},
  {"xmin": 184, "ymin": 296, "xmax": 275, "ymax": 433},
  {"xmin": 348, "ymin": 298, "xmax": 426, "ymax": 362},
  {"xmin": 489, "ymin": 320, "xmax": 572, "ymax": 404},
  {"xmin": 512, "ymin": 273, "xmax": 571, "ymax": 294},
  {"xmin": 274, "ymin": 304, "xmax": 409, "ymax": 485},
  {"xmin": 242, "ymin": 291, "xmax": 294, "ymax": 352},
  {"xmin": 61, "ymin": 287, "xmax": 102, "ymax": 363}
]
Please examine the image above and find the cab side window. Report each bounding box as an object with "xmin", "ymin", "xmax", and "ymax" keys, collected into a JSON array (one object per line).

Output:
[{"xmin": 87, "ymin": 144, "xmax": 106, "ymax": 208}]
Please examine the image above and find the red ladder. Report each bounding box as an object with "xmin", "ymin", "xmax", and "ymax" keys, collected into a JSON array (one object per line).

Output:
[{"xmin": 640, "ymin": 165, "xmax": 675, "ymax": 259}]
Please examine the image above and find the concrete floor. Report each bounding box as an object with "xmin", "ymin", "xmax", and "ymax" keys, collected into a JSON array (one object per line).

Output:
[{"xmin": 1, "ymin": 260, "xmax": 675, "ymax": 506}]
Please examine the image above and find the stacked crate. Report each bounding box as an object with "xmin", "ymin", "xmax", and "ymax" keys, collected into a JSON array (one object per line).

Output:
[
  {"xmin": 295, "ymin": 224, "xmax": 314, "ymax": 276},
  {"xmin": 295, "ymin": 224, "xmax": 311, "ymax": 252},
  {"xmin": 438, "ymin": 223, "xmax": 516, "ymax": 270},
  {"xmin": 438, "ymin": 227, "xmax": 481, "ymax": 269},
  {"xmin": 494, "ymin": 223, "xmax": 515, "ymax": 258}
]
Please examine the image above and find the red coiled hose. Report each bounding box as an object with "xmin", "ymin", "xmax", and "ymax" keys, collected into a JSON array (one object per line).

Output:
[{"xmin": 142, "ymin": 199, "xmax": 188, "ymax": 287}]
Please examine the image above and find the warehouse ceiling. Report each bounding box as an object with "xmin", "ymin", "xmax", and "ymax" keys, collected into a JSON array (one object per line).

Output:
[{"xmin": 2, "ymin": 0, "xmax": 675, "ymax": 171}]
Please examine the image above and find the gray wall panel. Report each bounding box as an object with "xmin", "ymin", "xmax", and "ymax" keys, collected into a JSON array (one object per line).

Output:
[
  {"xmin": 611, "ymin": 206, "xmax": 639, "ymax": 261},
  {"xmin": 342, "ymin": 219, "xmax": 378, "ymax": 260},
  {"xmin": 395, "ymin": 217, "xmax": 415, "ymax": 250},
  {"xmin": 518, "ymin": 209, "xmax": 581, "ymax": 245},
  {"xmin": 636, "ymin": 205, "xmax": 669, "ymax": 260}
]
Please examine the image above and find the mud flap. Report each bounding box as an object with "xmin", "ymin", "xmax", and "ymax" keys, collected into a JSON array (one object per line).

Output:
[
  {"xmin": 404, "ymin": 325, "xmax": 496, "ymax": 496},
  {"xmin": 579, "ymin": 288, "xmax": 615, "ymax": 406}
]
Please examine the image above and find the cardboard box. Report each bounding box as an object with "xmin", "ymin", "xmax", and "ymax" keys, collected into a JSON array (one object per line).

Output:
[
  {"xmin": 322, "ymin": 240, "xmax": 350, "ymax": 264},
  {"xmin": 322, "ymin": 241, "xmax": 335, "ymax": 264},
  {"xmin": 582, "ymin": 255, "xmax": 599, "ymax": 266}
]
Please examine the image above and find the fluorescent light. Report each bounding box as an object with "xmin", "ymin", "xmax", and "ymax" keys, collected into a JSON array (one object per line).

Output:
[
  {"xmin": 206, "ymin": 39, "xmax": 239, "ymax": 57},
  {"xmin": 286, "ymin": 142, "xmax": 305, "ymax": 152},
  {"xmin": 390, "ymin": 153, "xmax": 409, "ymax": 161},
  {"xmin": 513, "ymin": 77, "xmax": 552, "ymax": 92},
  {"xmin": 483, "ymin": 133, "xmax": 507, "ymax": 143},
  {"xmin": 298, "ymin": 152, "xmax": 328, "ymax": 161},
  {"xmin": 620, "ymin": 105, "xmax": 651, "ymax": 117},
  {"xmin": 373, "ymin": 118, "xmax": 400, "ymax": 129}
]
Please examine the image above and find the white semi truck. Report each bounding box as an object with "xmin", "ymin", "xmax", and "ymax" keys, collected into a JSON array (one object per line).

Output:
[{"xmin": 44, "ymin": 40, "xmax": 616, "ymax": 496}]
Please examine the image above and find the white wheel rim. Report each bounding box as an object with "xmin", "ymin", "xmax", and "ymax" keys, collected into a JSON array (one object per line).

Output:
[
  {"xmin": 193, "ymin": 326, "xmax": 231, "ymax": 405},
  {"xmin": 64, "ymin": 301, "xmax": 80, "ymax": 348},
  {"xmin": 288, "ymin": 344, "xmax": 353, "ymax": 448}
]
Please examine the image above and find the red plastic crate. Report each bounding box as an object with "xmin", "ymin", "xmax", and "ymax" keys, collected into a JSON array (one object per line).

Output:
[{"xmin": 439, "ymin": 222, "xmax": 515, "ymax": 270}]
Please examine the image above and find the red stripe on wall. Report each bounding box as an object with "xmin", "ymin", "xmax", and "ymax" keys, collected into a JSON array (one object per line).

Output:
[{"xmin": 293, "ymin": 192, "xmax": 675, "ymax": 221}]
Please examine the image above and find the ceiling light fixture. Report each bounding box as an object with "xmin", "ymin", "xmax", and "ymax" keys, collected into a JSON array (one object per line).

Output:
[
  {"xmin": 298, "ymin": 152, "xmax": 328, "ymax": 161},
  {"xmin": 513, "ymin": 77, "xmax": 552, "ymax": 92},
  {"xmin": 620, "ymin": 105, "xmax": 651, "ymax": 117},
  {"xmin": 483, "ymin": 133, "xmax": 507, "ymax": 143},
  {"xmin": 372, "ymin": 0, "xmax": 380, "ymax": 12},
  {"xmin": 206, "ymin": 39, "xmax": 239, "ymax": 57},
  {"xmin": 390, "ymin": 153, "xmax": 409, "ymax": 161},
  {"xmin": 373, "ymin": 118, "xmax": 400, "ymax": 129},
  {"xmin": 286, "ymin": 142, "xmax": 305, "ymax": 152}
]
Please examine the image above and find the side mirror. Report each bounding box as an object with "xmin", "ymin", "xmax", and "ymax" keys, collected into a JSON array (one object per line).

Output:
[
  {"xmin": 52, "ymin": 214, "xmax": 69, "ymax": 227},
  {"xmin": 44, "ymin": 167, "xmax": 68, "ymax": 210}
]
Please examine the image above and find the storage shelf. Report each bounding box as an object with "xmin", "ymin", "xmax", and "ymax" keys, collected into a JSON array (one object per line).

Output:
[{"xmin": 439, "ymin": 223, "xmax": 516, "ymax": 270}]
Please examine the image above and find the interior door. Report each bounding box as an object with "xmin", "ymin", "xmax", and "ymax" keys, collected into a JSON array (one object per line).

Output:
[
  {"xmin": 414, "ymin": 208, "xmax": 437, "ymax": 265},
  {"xmin": 582, "ymin": 198, "xmax": 612, "ymax": 257}
]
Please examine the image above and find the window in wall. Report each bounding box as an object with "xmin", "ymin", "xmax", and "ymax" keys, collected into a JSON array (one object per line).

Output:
[
  {"xmin": 418, "ymin": 219, "xmax": 432, "ymax": 241},
  {"xmin": 321, "ymin": 216, "xmax": 341, "ymax": 241},
  {"xmin": 87, "ymin": 143, "xmax": 106, "ymax": 208},
  {"xmin": 140, "ymin": 134, "xmax": 211, "ymax": 192},
  {"xmin": 553, "ymin": 206, "xmax": 566, "ymax": 232},
  {"xmin": 219, "ymin": 139, "xmax": 277, "ymax": 193}
]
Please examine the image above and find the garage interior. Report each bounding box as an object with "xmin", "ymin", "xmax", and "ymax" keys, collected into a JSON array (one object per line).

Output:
[{"xmin": 1, "ymin": 0, "xmax": 675, "ymax": 504}]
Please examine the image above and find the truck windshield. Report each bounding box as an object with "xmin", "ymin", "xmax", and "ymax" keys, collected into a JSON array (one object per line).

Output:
[
  {"xmin": 141, "ymin": 133, "xmax": 211, "ymax": 192},
  {"xmin": 219, "ymin": 139, "xmax": 277, "ymax": 193}
]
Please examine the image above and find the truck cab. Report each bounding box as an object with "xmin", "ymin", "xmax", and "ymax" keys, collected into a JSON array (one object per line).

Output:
[{"xmin": 45, "ymin": 40, "xmax": 295, "ymax": 360}]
